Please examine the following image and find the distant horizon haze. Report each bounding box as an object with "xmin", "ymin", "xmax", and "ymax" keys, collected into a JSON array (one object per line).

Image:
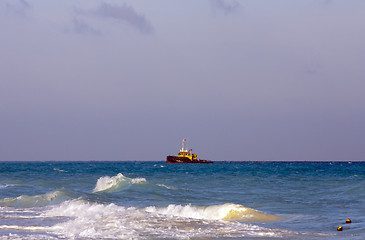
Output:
[{"xmin": 1, "ymin": 0, "xmax": 365, "ymax": 161}]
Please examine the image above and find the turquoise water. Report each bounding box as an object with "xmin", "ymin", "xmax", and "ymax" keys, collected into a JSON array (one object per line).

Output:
[{"xmin": 0, "ymin": 161, "xmax": 364, "ymax": 239}]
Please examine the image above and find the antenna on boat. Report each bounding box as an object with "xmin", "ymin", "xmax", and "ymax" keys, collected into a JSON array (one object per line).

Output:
[{"xmin": 181, "ymin": 138, "xmax": 187, "ymax": 152}]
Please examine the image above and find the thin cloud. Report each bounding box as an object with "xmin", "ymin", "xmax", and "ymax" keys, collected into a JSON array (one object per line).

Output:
[
  {"xmin": 71, "ymin": 18, "xmax": 101, "ymax": 36},
  {"xmin": 94, "ymin": 2, "xmax": 153, "ymax": 34},
  {"xmin": 6, "ymin": 0, "xmax": 30, "ymax": 15},
  {"xmin": 210, "ymin": 0, "xmax": 241, "ymax": 15}
]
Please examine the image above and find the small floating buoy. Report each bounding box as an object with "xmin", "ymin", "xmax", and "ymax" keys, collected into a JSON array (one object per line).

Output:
[
  {"xmin": 337, "ymin": 226, "xmax": 343, "ymax": 231},
  {"xmin": 346, "ymin": 218, "xmax": 351, "ymax": 224}
]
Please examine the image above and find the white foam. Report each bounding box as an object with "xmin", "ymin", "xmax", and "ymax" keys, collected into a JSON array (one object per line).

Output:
[
  {"xmin": 93, "ymin": 173, "xmax": 147, "ymax": 193},
  {"xmin": 153, "ymin": 164, "xmax": 165, "ymax": 168},
  {"xmin": 157, "ymin": 184, "xmax": 178, "ymax": 190},
  {"xmin": 0, "ymin": 184, "xmax": 15, "ymax": 189},
  {"xmin": 53, "ymin": 168, "xmax": 67, "ymax": 172},
  {"xmin": 43, "ymin": 199, "xmax": 142, "ymax": 239},
  {"xmin": 0, "ymin": 232, "xmax": 58, "ymax": 240},
  {"xmin": 145, "ymin": 203, "xmax": 280, "ymax": 222},
  {"xmin": 0, "ymin": 225, "xmax": 45, "ymax": 231},
  {"xmin": 40, "ymin": 200, "xmax": 290, "ymax": 239},
  {"xmin": 131, "ymin": 177, "xmax": 147, "ymax": 184}
]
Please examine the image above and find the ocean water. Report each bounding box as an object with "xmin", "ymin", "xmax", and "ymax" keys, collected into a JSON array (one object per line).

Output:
[{"xmin": 0, "ymin": 161, "xmax": 364, "ymax": 239}]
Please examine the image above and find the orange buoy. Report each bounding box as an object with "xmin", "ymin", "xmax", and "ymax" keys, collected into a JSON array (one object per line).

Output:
[
  {"xmin": 346, "ymin": 218, "xmax": 351, "ymax": 224},
  {"xmin": 337, "ymin": 226, "xmax": 343, "ymax": 231}
]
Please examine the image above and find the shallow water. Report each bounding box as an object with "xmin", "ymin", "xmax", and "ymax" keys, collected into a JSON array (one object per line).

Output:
[{"xmin": 0, "ymin": 161, "xmax": 364, "ymax": 239}]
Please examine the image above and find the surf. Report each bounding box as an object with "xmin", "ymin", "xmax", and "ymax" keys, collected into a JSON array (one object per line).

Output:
[
  {"xmin": 0, "ymin": 190, "xmax": 71, "ymax": 208},
  {"xmin": 93, "ymin": 173, "xmax": 147, "ymax": 193},
  {"xmin": 145, "ymin": 203, "xmax": 280, "ymax": 222},
  {"xmin": 40, "ymin": 199, "xmax": 288, "ymax": 239}
]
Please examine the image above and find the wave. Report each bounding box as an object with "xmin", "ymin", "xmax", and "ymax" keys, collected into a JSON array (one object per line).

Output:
[
  {"xmin": 42, "ymin": 199, "xmax": 139, "ymax": 239},
  {"xmin": 0, "ymin": 184, "xmax": 16, "ymax": 189},
  {"xmin": 53, "ymin": 168, "xmax": 67, "ymax": 172},
  {"xmin": 0, "ymin": 190, "xmax": 71, "ymax": 208},
  {"xmin": 145, "ymin": 203, "xmax": 280, "ymax": 222},
  {"xmin": 153, "ymin": 164, "xmax": 165, "ymax": 168},
  {"xmin": 156, "ymin": 184, "xmax": 178, "ymax": 190},
  {"xmin": 40, "ymin": 200, "xmax": 289, "ymax": 239},
  {"xmin": 93, "ymin": 173, "xmax": 147, "ymax": 193}
]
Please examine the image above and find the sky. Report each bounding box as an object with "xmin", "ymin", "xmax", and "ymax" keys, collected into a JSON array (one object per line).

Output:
[{"xmin": 1, "ymin": 0, "xmax": 365, "ymax": 161}]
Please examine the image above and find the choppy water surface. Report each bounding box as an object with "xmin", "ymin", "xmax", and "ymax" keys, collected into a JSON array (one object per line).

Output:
[{"xmin": 0, "ymin": 161, "xmax": 364, "ymax": 239}]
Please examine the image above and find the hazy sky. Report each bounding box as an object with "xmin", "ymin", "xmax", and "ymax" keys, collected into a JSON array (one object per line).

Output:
[{"xmin": 1, "ymin": 0, "xmax": 365, "ymax": 161}]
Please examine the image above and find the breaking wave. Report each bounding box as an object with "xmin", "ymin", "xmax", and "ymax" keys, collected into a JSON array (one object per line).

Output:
[
  {"xmin": 40, "ymin": 200, "xmax": 289, "ymax": 239},
  {"xmin": 43, "ymin": 200, "xmax": 141, "ymax": 239},
  {"xmin": 93, "ymin": 173, "xmax": 147, "ymax": 193},
  {"xmin": 145, "ymin": 203, "xmax": 280, "ymax": 222},
  {"xmin": 0, "ymin": 190, "xmax": 71, "ymax": 208}
]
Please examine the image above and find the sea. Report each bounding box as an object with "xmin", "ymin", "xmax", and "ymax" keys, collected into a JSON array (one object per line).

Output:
[{"xmin": 0, "ymin": 161, "xmax": 364, "ymax": 239}]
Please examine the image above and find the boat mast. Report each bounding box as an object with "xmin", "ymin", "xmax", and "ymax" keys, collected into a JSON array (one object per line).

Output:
[{"xmin": 180, "ymin": 138, "xmax": 187, "ymax": 152}]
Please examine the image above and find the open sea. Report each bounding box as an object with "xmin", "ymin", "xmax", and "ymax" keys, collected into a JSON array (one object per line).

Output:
[{"xmin": 0, "ymin": 161, "xmax": 364, "ymax": 239}]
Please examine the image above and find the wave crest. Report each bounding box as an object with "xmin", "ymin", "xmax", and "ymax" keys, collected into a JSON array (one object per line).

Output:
[
  {"xmin": 0, "ymin": 184, "xmax": 15, "ymax": 189},
  {"xmin": 93, "ymin": 173, "xmax": 147, "ymax": 193},
  {"xmin": 0, "ymin": 190, "xmax": 71, "ymax": 208},
  {"xmin": 39, "ymin": 200, "xmax": 289, "ymax": 239},
  {"xmin": 145, "ymin": 203, "xmax": 280, "ymax": 222}
]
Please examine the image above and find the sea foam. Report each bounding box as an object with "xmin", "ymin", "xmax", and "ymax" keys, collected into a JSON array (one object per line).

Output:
[
  {"xmin": 145, "ymin": 203, "xmax": 280, "ymax": 222},
  {"xmin": 41, "ymin": 200, "xmax": 288, "ymax": 239},
  {"xmin": 93, "ymin": 173, "xmax": 146, "ymax": 193},
  {"xmin": 156, "ymin": 184, "xmax": 178, "ymax": 190},
  {"xmin": 43, "ymin": 200, "xmax": 142, "ymax": 239}
]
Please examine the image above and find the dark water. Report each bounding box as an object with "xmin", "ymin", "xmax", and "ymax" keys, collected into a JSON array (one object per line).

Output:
[{"xmin": 0, "ymin": 161, "xmax": 364, "ymax": 239}]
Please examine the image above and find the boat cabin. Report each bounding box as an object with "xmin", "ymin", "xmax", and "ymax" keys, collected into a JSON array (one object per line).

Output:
[{"xmin": 178, "ymin": 139, "xmax": 198, "ymax": 160}]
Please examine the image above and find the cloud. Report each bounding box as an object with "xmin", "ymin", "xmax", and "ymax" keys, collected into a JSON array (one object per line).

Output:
[
  {"xmin": 210, "ymin": 0, "xmax": 241, "ymax": 15},
  {"xmin": 6, "ymin": 0, "xmax": 30, "ymax": 15},
  {"xmin": 94, "ymin": 2, "xmax": 153, "ymax": 34},
  {"xmin": 71, "ymin": 18, "xmax": 101, "ymax": 36}
]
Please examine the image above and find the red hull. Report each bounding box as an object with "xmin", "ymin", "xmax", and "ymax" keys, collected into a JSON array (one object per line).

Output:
[{"xmin": 166, "ymin": 156, "xmax": 213, "ymax": 164}]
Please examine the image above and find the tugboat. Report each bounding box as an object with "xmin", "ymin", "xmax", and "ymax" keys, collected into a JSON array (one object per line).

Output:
[{"xmin": 166, "ymin": 139, "xmax": 213, "ymax": 164}]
